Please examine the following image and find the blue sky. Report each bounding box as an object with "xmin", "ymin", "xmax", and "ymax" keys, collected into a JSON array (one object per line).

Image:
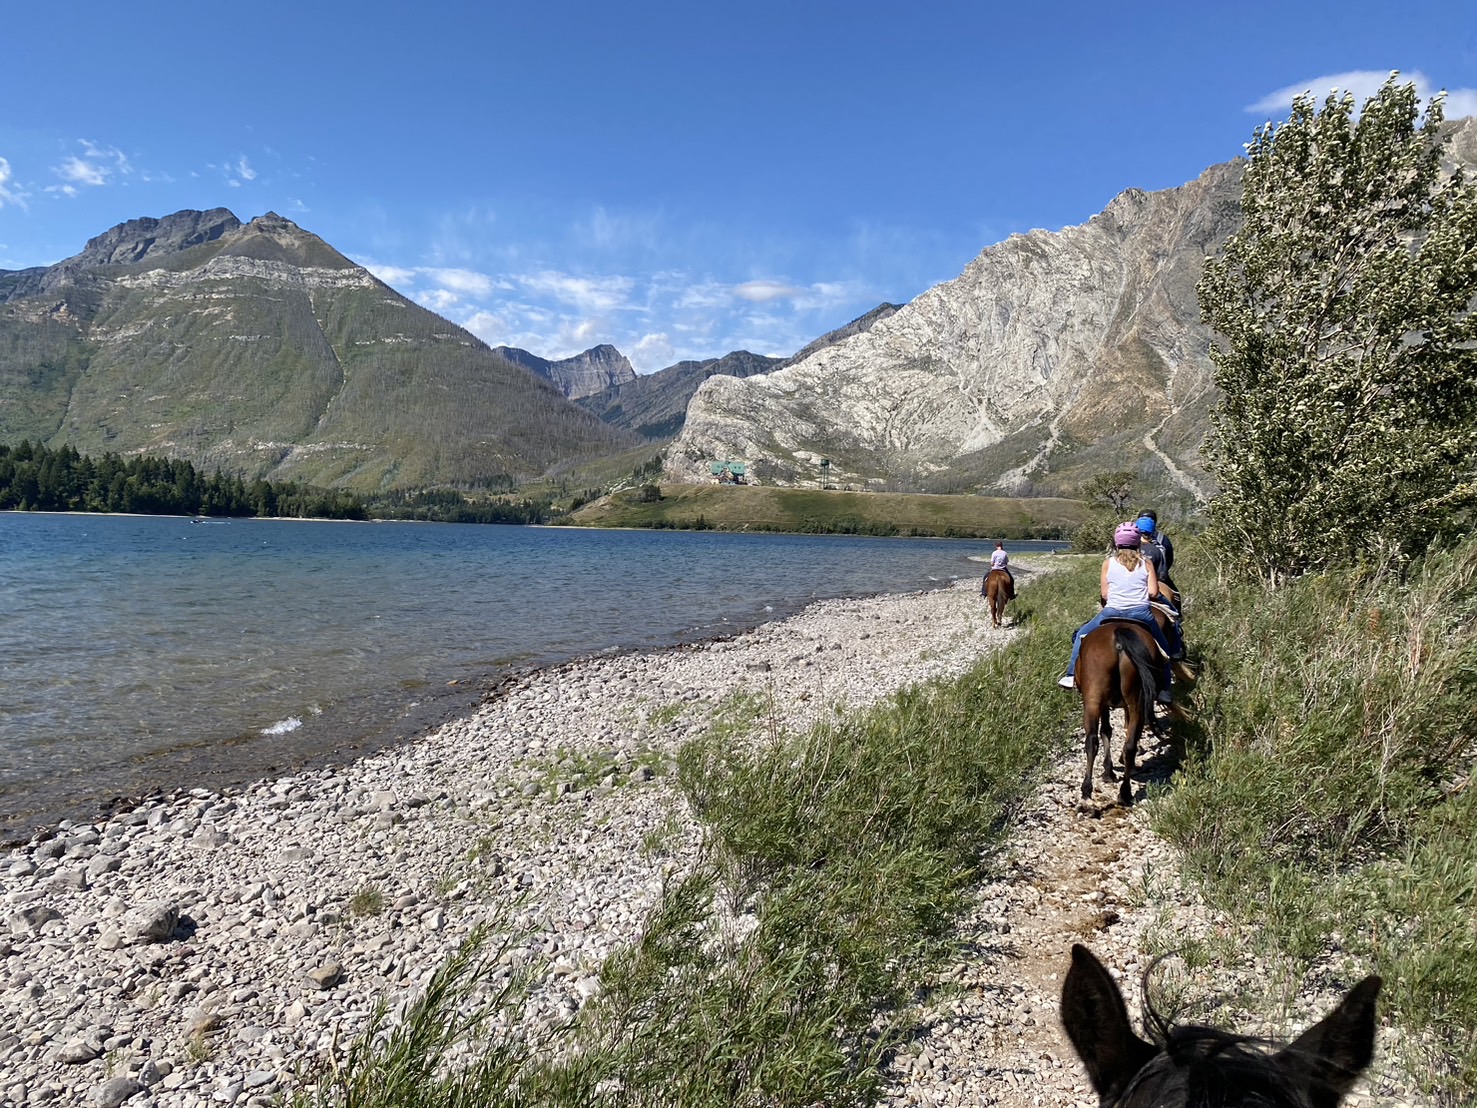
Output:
[{"xmin": 2, "ymin": 2, "xmax": 1473, "ymax": 372}]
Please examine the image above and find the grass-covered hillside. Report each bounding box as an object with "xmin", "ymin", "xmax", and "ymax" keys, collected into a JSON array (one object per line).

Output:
[
  {"xmin": 567, "ymin": 483, "xmax": 1088, "ymax": 538},
  {"xmin": 0, "ymin": 210, "xmax": 639, "ymax": 493}
]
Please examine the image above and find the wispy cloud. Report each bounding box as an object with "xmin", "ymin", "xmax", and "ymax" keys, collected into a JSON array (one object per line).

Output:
[
  {"xmin": 46, "ymin": 140, "xmax": 133, "ymax": 196},
  {"xmin": 734, "ymin": 279, "xmax": 803, "ymax": 303},
  {"xmin": 356, "ymin": 245, "xmax": 887, "ymax": 373},
  {"xmin": 1248, "ymin": 69, "xmax": 1477, "ymax": 120},
  {"xmin": 519, "ymin": 271, "xmax": 636, "ymax": 313},
  {"xmin": 423, "ymin": 267, "xmax": 495, "ymax": 297},
  {"xmin": 211, "ymin": 152, "xmax": 263, "ymax": 188},
  {"xmin": 0, "ymin": 156, "xmax": 28, "ymax": 210}
]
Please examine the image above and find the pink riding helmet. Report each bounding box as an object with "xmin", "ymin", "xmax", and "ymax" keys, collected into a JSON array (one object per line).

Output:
[{"xmin": 1113, "ymin": 521, "xmax": 1142, "ymax": 548}]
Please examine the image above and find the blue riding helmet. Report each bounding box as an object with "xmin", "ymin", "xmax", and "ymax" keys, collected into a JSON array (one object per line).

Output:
[{"xmin": 1135, "ymin": 516, "xmax": 1156, "ymax": 535}]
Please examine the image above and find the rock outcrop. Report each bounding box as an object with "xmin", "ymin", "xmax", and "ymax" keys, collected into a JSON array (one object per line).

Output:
[
  {"xmin": 665, "ymin": 162, "xmax": 1242, "ymax": 500},
  {"xmin": 666, "ymin": 117, "xmax": 1477, "ymax": 501},
  {"xmin": 494, "ymin": 343, "xmax": 638, "ymax": 400}
]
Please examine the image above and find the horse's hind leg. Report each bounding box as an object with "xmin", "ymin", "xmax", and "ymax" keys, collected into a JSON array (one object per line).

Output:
[
  {"xmin": 1099, "ymin": 712, "xmax": 1116, "ymax": 783},
  {"xmin": 1080, "ymin": 708, "xmax": 1099, "ymax": 800},
  {"xmin": 1118, "ymin": 710, "xmax": 1142, "ymax": 806}
]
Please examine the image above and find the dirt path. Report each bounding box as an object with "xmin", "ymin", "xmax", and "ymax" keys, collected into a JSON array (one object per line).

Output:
[
  {"xmin": 884, "ymin": 707, "xmax": 1428, "ymax": 1107},
  {"xmin": 885, "ymin": 710, "xmax": 1179, "ymax": 1108}
]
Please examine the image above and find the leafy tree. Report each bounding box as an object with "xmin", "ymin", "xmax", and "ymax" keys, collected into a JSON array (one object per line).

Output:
[
  {"xmin": 1198, "ymin": 75, "xmax": 1477, "ymax": 582},
  {"xmin": 1079, "ymin": 471, "xmax": 1137, "ymax": 514}
]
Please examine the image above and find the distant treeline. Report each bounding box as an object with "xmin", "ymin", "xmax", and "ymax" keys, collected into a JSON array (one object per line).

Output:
[
  {"xmin": 367, "ymin": 488, "xmax": 550, "ymax": 524},
  {"xmin": 0, "ymin": 441, "xmax": 367, "ymax": 520}
]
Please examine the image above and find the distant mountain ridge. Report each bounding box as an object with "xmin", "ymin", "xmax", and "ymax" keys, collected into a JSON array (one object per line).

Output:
[
  {"xmin": 493, "ymin": 343, "xmax": 637, "ymax": 399},
  {"xmin": 0, "ymin": 209, "xmax": 638, "ymax": 491},
  {"xmin": 571, "ymin": 305, "xmax": 904, "ymax": 441}
]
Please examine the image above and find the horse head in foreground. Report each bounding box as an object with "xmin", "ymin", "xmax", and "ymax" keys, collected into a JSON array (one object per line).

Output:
[
  {"xmin": 1061, "ymin": 944, "xmax": 1381, "ymax": 1108},
  {"xmin": 984, "ymin": 568, "xmax": 1014, "ymax": 627}
]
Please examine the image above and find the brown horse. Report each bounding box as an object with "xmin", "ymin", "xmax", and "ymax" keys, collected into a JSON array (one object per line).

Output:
[
  {"xmin": 1073, "ymin": 620, "xmax": 1162, "ymax": 805},
  {"xmin": 984, "ymin": 568, "xmax": 1014, "ymax": 628},
  {"xmin": 1062, "ymin": 944, "xmax": 1380, "ymax": 1108}
]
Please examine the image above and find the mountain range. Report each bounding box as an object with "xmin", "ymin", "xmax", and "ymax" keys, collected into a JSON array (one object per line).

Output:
[
  {"xmin": 4, "ymin": 118, "xmax": 1471, "ymax": 500},
  {"xmin": 0, "ymin": 210, "xmax": 637, "ymax": 492}
]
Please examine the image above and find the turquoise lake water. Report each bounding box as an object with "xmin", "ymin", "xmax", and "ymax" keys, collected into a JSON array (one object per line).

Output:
[{"xmin": 0, "ymin": 513, "xmax": 1059, "ymax": 837}]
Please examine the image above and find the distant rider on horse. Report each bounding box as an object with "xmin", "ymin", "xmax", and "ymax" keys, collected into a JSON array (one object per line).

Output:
[
  {"xmin": 1057, "ymin": 521, "xmax": 1181, "ymax": 704},
  {"xmin": 984, "ymin": 540, "xmax": 1014, "ymax": 598}
]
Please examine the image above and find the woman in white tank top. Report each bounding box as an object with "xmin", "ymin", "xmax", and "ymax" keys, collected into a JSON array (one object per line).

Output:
[{"xmin": 1058, "ymin": 521, "xmax": 1180, "ymax": 700}]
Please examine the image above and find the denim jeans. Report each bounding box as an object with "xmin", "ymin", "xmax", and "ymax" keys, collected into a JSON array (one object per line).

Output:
[{"xmin": 1065, "ymin": 604, "xmax": 1176, "ymax": 678}]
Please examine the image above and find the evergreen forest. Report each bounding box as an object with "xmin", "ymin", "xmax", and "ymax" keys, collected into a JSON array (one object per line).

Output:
[{"xmin": 0, "ymin": 441, "xmax": 368, "ymax": 520}]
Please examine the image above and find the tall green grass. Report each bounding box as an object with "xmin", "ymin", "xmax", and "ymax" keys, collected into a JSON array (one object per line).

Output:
[
  {"xmin": 1153, "ymin": 538, "xmax": 1477, "ymax": 1103},
  {"xmin": 295, "ymin": 558, "xmax": 1098, "ymax": 1107}
]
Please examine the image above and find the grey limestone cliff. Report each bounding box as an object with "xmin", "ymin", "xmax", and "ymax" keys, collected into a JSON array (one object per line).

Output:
[
  {"xmin": 494, "ymin": 343, "xmax": 637, "ymax": 400},
  {"xmin": 667, "ymin": 117, "xmax": 1477, "ymax": 501}
]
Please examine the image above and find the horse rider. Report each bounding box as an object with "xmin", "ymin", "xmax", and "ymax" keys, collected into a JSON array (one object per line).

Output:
[
  {"xmin": 1135, "ymin": 515, "xmax": 1184, "ymax": 648},
  {"xmin": 1135, "ymin": 507, "xmax": 1175, "ymax": 586},
  {"xmin": 985, "ymin": 540, "xmax": 1014, "ymax": 597},
  {"xmin": 1057, "ymin": 520, "xmax": 1181, "ymax": 703}
]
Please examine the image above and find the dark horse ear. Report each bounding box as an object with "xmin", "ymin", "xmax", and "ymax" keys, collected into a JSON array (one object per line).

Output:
[
  {"xmin": 1274, "ymin": 975, "xmax": 1382, "ymax": 1108},
  {"xmin": 1061, "ymin": 944, "xmax": 1159, "ymax": 1103}
]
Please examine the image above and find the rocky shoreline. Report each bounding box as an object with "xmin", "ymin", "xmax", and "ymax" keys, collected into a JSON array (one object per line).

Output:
[{"xmin": 0, "ymin": 563, "xmax": 1426, "ymax": 1107}]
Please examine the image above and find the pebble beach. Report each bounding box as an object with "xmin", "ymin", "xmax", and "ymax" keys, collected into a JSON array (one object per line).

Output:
[{"xmin": 0, "ymin": 563, "xmax": 1426, "ymax": 1107}]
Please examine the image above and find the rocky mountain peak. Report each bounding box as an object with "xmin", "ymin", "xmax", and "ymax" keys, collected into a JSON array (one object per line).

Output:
[
  {"xmin": 78, "ymin": 208, "xmax": 242, "ymax": 269},
  {"xmin": 493, "ymin": 343, "xmax": 638, "ymax": 400}
]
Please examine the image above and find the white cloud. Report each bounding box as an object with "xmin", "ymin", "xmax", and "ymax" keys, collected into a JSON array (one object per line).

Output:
[
  {"xmin": 236, "ymin": 155, "xmax": 257, "ymax": 181},
  {"xmin": 418, "ymin": 289, "xmax": 460, "ymax": 312},
  {"xmin": 631, "ymin": 332, "xmax": 675, "ymax": 371},
  {"xmin": 1247, "ymin": 70, "xmax": 1477, "ymax": 120},
  {"xmin": 519, "ymin": 271, "xmax": 635, "ymax": 313},
  {"xmin": 0, "ymin": 157, "xmax": 28, "ymax": 210},
  {"xmin": 363, "ymin": 263, "xmax": 419, "ymax": 286},
  {"xmin": 48, "ymin": 141, "xmax": 133, "ymax": 195},
  {"xmin": 423, "ymin": 267, "xmax": 494, "ymax": 297},
  {"xmin": 675, "ymin": 282, "xmax": 732, "ymax": 309},
  {"xmin": 55, "ymin": 155, "xmax": 108, "ymax": 186},
  {"xmin": 79, "ymin": 140, "xmax": 131, "ymax": 175},
  {"xmin": 734, "ymin": 279, "xmax": 803, "ymax": 303},
  {"xmin": 1446, "ymin": 90, "xmax": 1477, "ymax": 119}
]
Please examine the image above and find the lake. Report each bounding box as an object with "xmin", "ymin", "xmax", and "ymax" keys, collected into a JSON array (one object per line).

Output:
[{"xmin": 0, "ymin": 513, "xmax": 1059, "ymax": 837}]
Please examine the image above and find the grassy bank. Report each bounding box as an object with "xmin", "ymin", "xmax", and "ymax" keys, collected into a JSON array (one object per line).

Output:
[
  {"xmin": 295, "ymin": 559, "xmax": 1097, "ymax": 1106},
  {"xmin": 565, "ymin": 483, "xmax": 1088, "ymax": 539},
  {"xmin": 297, "ymin": 540, "xmax": 1476, "ymax": 1105},
  {"xmin": 1153, "ymin": 538, "xmax": 1477, "ymax": 1104}
]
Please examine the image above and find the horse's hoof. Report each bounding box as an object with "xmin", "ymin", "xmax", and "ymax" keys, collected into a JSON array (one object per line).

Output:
[
  {"xmin": 1102, "ymin": 768, "xmax": 1117, "ymax": 782},
  {"xmin": 1118, "ymin": 785, "xmax": 1134, "ymax": 806}
]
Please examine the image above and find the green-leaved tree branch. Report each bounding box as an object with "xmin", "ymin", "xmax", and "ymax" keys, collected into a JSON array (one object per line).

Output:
[{"xmin": 1198, "ymin": 75, "xmax": 1477, "ymax": 582}]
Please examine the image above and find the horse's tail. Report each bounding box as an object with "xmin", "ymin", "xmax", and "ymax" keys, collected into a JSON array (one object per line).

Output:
[{"xmin": 1113, "ymin": 626, "xmax": 1158, "ymax": 722}]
